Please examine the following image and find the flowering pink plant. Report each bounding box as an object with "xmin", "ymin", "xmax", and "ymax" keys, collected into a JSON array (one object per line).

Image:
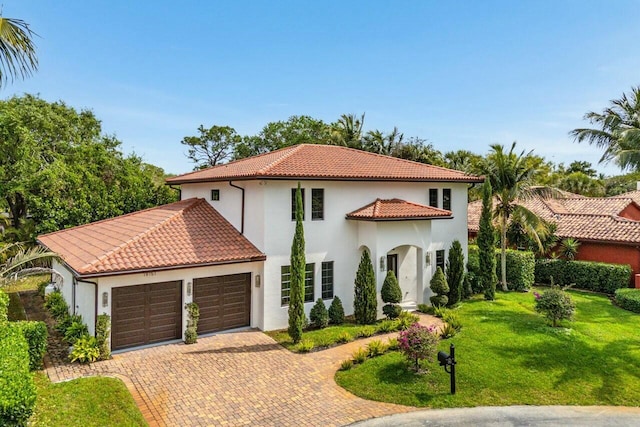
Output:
[{"xmin": 397, "ymin": 323, "xmax": 439, "ymax": 371}]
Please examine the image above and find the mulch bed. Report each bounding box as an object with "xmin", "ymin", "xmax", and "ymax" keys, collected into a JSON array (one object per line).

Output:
[{"xmin": 20, "ymin": 290, "xmax": 72, "ymax": 368}]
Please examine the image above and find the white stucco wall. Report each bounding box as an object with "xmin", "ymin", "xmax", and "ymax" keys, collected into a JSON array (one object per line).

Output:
[
  {"xmin": 52, "ymin": 259, "xmax": 74, "ymax": 314},
  {"xmin": 181, "ymin": 179, "xmax": 470, "ymax": 330}
]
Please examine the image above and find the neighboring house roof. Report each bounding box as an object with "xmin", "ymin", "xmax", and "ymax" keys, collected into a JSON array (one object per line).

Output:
[
  {"xmin": 467, "ymin": 193, "xmax": 640, "ymax": 244},
  {"xmin": 615, "ymin": 190, "xmax": 640, "ymax": 205},
  {"xmin": 38, "ymin": 198, "xmax": 266, "ymax": 278},
  {"xmin": 166, "ymin": 144, "xmax": 483, "ymax": 184},
  {"xmin": 346, "ymin": 198, "xmax": 452, "ymax": 221}
]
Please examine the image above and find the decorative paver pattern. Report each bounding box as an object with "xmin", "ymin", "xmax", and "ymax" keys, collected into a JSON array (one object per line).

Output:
[{"xmin": 46, "ymin": 314, "xmax": 442, "ymax": 427}]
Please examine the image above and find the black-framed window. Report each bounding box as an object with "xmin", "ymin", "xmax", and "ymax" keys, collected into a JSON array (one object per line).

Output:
[
  {"xmin": 436, "ymin": 250, "xmax": 445, "ymax": 272},
  {"xmin": 281, "ymin": 263, "xmax": 315, "ymax": 305},
  {"xmin": 291, "ymin": 188, "xmax": 305, "ymax": 221},
  {"xmin": 281, "ymin": 265, "xmax": 291, "ymax": 305},
  {"xmin": 211, "ymin": 189, "xmax": 220, "ymax": 201},
  {"xmin": 429, "ymin": 188, "xmax": 438, "ymax": 208},
  {"xmin": 443, "ymin": 189, "xmax": 451, "ymax": 210},
  {"xmin": 321, "ymin": 261, "xmax": 334, "ymax": 299},
  {"xmin": 312, "ymin": 188, "xmax": 324, "ymax": 220}
]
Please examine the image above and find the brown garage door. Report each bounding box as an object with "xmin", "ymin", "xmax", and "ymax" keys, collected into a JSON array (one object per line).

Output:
[
  {"xmin": 194, "ymin": 273, "xmax": 251, "ymax": 334},
  {"xmin": 111, "ymin": 281, "xmax": 182, "ymax": 350}
]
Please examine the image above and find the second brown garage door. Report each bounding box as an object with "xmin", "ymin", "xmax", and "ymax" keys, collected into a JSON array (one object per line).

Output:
[
  {"xmin": 194, "ymin": 273, "xmax": 251, "ymax": 334},
  {"xmin": 111, "ymin": 281, "xmax": 182, "ymax": 350}
]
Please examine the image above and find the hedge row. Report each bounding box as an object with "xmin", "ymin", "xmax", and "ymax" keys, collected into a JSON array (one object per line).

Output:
[
  {"xmin": 614, "ymin": 289, "xmax": 640, "ymax": 313},
  {"xmin": 0, "ymin": 326, "xmax": 36, "ymax": 426},
  {"xmin": 0, "ymin": 291, "xmax": 8, "ymax": 322},
  {"xmin": 10, "ymin": 321, "xmax": 48, "ymax": 370},
  {"xmin": 467, "ymin": 245, "xmax": 535, "ymax": 291},
  {"xmin": 535, "ymin": 259, "xmax": 631, "ymax": 294}
]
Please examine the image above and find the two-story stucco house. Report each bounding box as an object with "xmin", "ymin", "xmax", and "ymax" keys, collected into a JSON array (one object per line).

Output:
[{"xmin": 39, "ymin": 144, "xmax": 482, "ymax": 351}]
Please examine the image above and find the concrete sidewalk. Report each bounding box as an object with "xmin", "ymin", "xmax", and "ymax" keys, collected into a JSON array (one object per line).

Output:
[{"xmin": 350, "ymin": 405, "xmax": 640, "ymax": 427}]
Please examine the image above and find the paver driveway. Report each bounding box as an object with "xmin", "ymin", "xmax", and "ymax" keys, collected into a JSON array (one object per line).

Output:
[{"xmin": 47, "ymin": 315, "xmax": 442, "ymax": 427}]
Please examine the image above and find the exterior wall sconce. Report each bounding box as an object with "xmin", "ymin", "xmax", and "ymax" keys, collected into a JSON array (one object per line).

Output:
[
  {"xmin": 102, "ymin": 292, "xmax": 108, "ymax": 308},
  {"xmin": 425, "ymin": 253, "xmax": 431, "ymax": 265},
  {"xmin": 186, "ymin": 281, "xmax": 192, "ymax": 297},
  {"xmin": 379, "ymin": 256, "xmax": 386, "ymax": 272},
  {"xmin": 255, "ymin": 274, "xmax": 261, "ymax": 288}
]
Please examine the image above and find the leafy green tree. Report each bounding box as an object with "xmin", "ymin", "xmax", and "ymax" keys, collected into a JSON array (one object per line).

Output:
[
  {"xmin": 478, "ymin": 181, "xmax": 497, "ymax": 300},
  {"xmin": 381, "ymin": 270, "xmax": 402, "ymax": 319},
  {"xmin": 483, "ymin": 143, "xmax": 544, "ymax": 291},
  {"xmin": 566, "ymin": 161, "xmax": 597, "ymax": 177},
  {"xmin": 181, "ymin": 125, "xmax": 241, "ymax": 170},
  {"xmin": 557, "ymin": 172, "xmax": 605, "ymax": 196},
  {"xmin": 0, "ymin": 16, "xmax": 37, "ymax": 88},
  {"xmin": 571, "ymin": 86, "xmax": 640, "ymax": 170},
  {"xmin": 331, "ymin": 113, "xmax": 365, "ymax": 149},
  {"xmin": 393, "ymin": 137, "xmax": 445, "ymax": 165},
  {"xmin": 288, "ymin": 183, "xmax": 306, "ymax": 343},
  {"xmin": 354, "ymin": 248, "xmax": 377, "ymax": 324},
  {"xmin": 0, "ymin": 94, "xmax": 177, "ymax": 241},
  {"xmin": 429, "ymin": 266, "xmax": 449, "ymax": 307},
  {"xmin": 534, "ymin": 286, "xmax": 575, "ymax": 327},
  {"xmin": 446, "ymin": 240, "xmax": 464, "ymax": 307},
  {"xmin": 234, "ymin": 115, "xmax": 331, "ymax": 159}
]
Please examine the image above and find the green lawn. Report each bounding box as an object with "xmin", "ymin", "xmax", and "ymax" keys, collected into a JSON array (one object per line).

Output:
[
  {"xmin": 31, "ymin": 373, "xmax": 148, "ymax": 426},
  {"xmin": 335, "ymin": 289, "xmax": 640, "ymax": 408}
]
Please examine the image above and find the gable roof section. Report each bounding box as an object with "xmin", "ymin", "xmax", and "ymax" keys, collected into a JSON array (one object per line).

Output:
[
  {"xmin": 467, "ymin": 194, "xmax": 640, "ymax": 244},
  {"xmin": 166, "ymin": 144, "xmax": 483, "ymax": 184},
  {"xmin": 347, "ymin": 199, "xmax": 452, "ymax": 221},
  {"xmin": 38, "ymin": 198, "xmax": 265, "ymax": 278}
]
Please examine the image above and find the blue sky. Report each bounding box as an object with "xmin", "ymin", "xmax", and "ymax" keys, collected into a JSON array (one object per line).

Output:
[{"xmin": 6, "ymin": 1, "xmax": 640, "ymax": 175}]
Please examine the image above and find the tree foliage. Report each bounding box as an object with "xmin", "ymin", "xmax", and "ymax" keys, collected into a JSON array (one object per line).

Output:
[
  {"xmin": 288, "ymin": 183, "xmax": 306, "ymax": 343},
  {"xmin": 181, "ymin": 125, "xmax": 241, "ymax": 170},
  {"xmin": 478, "ymin": 181, "xmax": 497, "ymax": 300},
  {"xmin": 0, "ymin": 94, "xmax": 177, "ymax": 242},
  {"xmin": 446, "ymin": 240, "xmax": 464, "ymax": 307},
  {"xmin": 354, "ymin": 249, "xmax": 377, "ymax": 324},
  {"xmin": 0, "ymin": 16, "xmax": 38, "ymax": 88}
]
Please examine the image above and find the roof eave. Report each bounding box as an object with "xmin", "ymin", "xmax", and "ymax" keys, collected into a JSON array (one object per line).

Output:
[
  {"xmin": 346, "ymin": 215, "xmax": 454, "ymax": 222},
  {"xmin": 166, "ymin": 175, "xmax": 484, "ymax": 185}
]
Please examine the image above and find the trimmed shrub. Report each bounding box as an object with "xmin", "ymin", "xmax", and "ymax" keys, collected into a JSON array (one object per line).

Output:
[
  {"xmin": 69, "ymin": 335, "xmax": 100, "ymax": 364},
  {"xmin": 44, "ymin": 291, "xmax": 69, "ymax": 320},
  {"xmin": 184, "ymin": 302, "xmax": 200, "ymax": 344},
  {"xmin": 478, "ymin": 181, "xmax": 497, "ymax": 300},
  {"xmin": 381, "ymin": 270, "xmax": 402, "ymax": 319},
  {"xmin": 398, "ymin": 323, "xmax": 439, "ymax": 371},
  {"xmin": 466, "ymin": 246, "xmax": 484, "ymax": 295},
  {"xmin": 0, "ymin": 290, "xmax": 9, "ymax": 322},
  {"xmin": 64, "ymin": 317, "xmax": 89, "ymax": 345},
  {"xmin": 288, "ymin": 183, "xmax": 306, "ymax": 344},
  {"xmin": 615, "ymin": 289, "xmax": 640, "ymax": 313},
  {"xmin": 534, "ymin": 286, "xmax": 576, "ymax": 327},
  {"xmin": 416, "ymin": 303, "xmax": 433, "ymax": 314},
  {"xmin": 354, "ymin": 249, "xmax": 377, "ymax": 324},
  {"xmin": 446, "ymin": 240, "xmax": 465, "ymax": 306},
  {"xmin": 429, "ymin": 267, "xmax": 449, "ymax": 307},
  {"xmin": 309, "ymin": 298, "xmax": 329, "ymax": 329},
  {"xmin": 328, "ymin": 296, "xmax": 345, "ymax": 325},
  {"xmin": 0, "ymin": 326, "xmax": 36, "ymax": 425},
  {"xmin": 11, "ymin": 321, "xmax": 48, "ymax": 370},
  {"xmin": 535, "ymin": 259, "xmax": 631, "ymax": 294},
  {"xmin": 495, "ymin": 249, "xmax": 535, "ymax": 291},
  {"xmin": 96, "ymin": 314, "xmax": 111, "ymax": 360}
]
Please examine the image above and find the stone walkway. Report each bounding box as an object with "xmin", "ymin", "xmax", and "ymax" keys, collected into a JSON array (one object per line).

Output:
[{"xmin": 45, "ymin": 314, "xmax": 443, "ymax": 427}]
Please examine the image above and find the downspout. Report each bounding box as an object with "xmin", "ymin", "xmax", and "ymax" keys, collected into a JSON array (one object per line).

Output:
[
  {"xmin": 229, "ymin": 181, "xmax": 245, "ymax": 234},
  {"xmin": 168, "ymin": 184, "xmax": 181, "ymax": 200},
  {"xmin": 76, "ymin": 278, "xmax": 99, "ymax": 335}
]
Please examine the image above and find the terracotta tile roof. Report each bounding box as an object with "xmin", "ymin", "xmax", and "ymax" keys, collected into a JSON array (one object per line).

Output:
[
  {"xmin": 615, "ymin": 190, "xmax": 640, "ymax": 205},
  {"xmin": 468, "ymin": 194, "xmax": 640, "ymax": 244},
  {"xmin": 346, "ymin": 199, "xmax": 452, "ymax": 221},
  {"xmin": 166, "ymin": 144, "xmax": 483, "ymax": 184},
  {"xmin": 38, "ymin": 198, "xmax": 265, "ymax": 277}
]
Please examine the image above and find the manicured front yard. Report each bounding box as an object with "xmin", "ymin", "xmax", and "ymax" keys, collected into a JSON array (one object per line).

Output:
[
  {"xmin": 31, "ymin": 373, "xmax": 147, "ymax": 426},
  {"xmin": 335, "ymin": 289, "xmax": 640, "ymax": 407}
]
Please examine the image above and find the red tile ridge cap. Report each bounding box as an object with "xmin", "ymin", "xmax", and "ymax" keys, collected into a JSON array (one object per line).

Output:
[
  {"xmin": 78, "ymin": 198, "xmax": 204, "ymax": 272},
  {"xmin": 255, "ymin": 144, "xmax": 304, "ymax": 175}
]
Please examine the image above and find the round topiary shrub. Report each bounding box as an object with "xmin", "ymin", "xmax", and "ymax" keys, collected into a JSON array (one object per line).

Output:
[
  {"xmin": 382, "ymin": 304, "xmax": 402, "ymax": 319},
  {"xmin": 310, "ymin": 298, "xmax": 329, "ymax": 329},
  {"xmin": 534, "ymin": 286, "xmax": 575, "ymax": 327},
  {"xmin": 381, "ymin": 270, "xmax": 402, "ymax": 319},
  {"xmin": 429, "ymin": 267, "xmax": 449, "ymax": 307},
  {"xmin": 328, "ymin": 296, "xmax": 345, "ymax": 325}
]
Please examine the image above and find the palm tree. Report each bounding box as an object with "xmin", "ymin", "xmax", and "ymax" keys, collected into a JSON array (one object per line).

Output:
[
  {"xmin": 484, "ymin": 142, "xmax": 545, "ymax": 291},
  {"xmin": 331, "ymin": 113, "xmax": 365, "ymax": 149},
  {"xmin": 1, "ymin": 243, "xmax": 58, "ymax": 288},
  {"xmin": 570, "ymin": 87, "xmax": 640, "ymax": 170},
  {"xmin": 0, "ymin": 16, "xmax": 38, "ymax": 88}
]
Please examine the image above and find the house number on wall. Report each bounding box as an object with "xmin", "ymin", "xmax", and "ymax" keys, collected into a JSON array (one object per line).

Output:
[{"xmin": 144, "ymin": 272, "xmax": 156, "ymax": 277}]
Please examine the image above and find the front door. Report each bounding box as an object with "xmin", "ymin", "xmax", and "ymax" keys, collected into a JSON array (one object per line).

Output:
[{"xmin": 387, "ymin": 254, "xmax": 398, "ymax": 280}]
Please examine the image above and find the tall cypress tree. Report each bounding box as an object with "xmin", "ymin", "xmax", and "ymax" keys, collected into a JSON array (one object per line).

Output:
[
  {"xmin": 478, "ymin": 180, "xmax": 497, "ymax": 300},
  {"xmin": 354, "ymin": 249, "xmax": 377, "ymax": 324},
  {"xmin": 288, "ymin": 183, "xmax": 306, "ymax": 343},
  {"xmin": 446, "ymin": 240, "xmax": 464, "ymax": 307}
]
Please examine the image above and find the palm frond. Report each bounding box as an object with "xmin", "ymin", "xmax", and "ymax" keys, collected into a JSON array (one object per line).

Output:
[
  {"xmin": 0, "ymin": 17, "xmax": 38, "ymax": 87},
  {"xmin": 1, "ymin": 244, "xmax": 57, "ymax": 280}
]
